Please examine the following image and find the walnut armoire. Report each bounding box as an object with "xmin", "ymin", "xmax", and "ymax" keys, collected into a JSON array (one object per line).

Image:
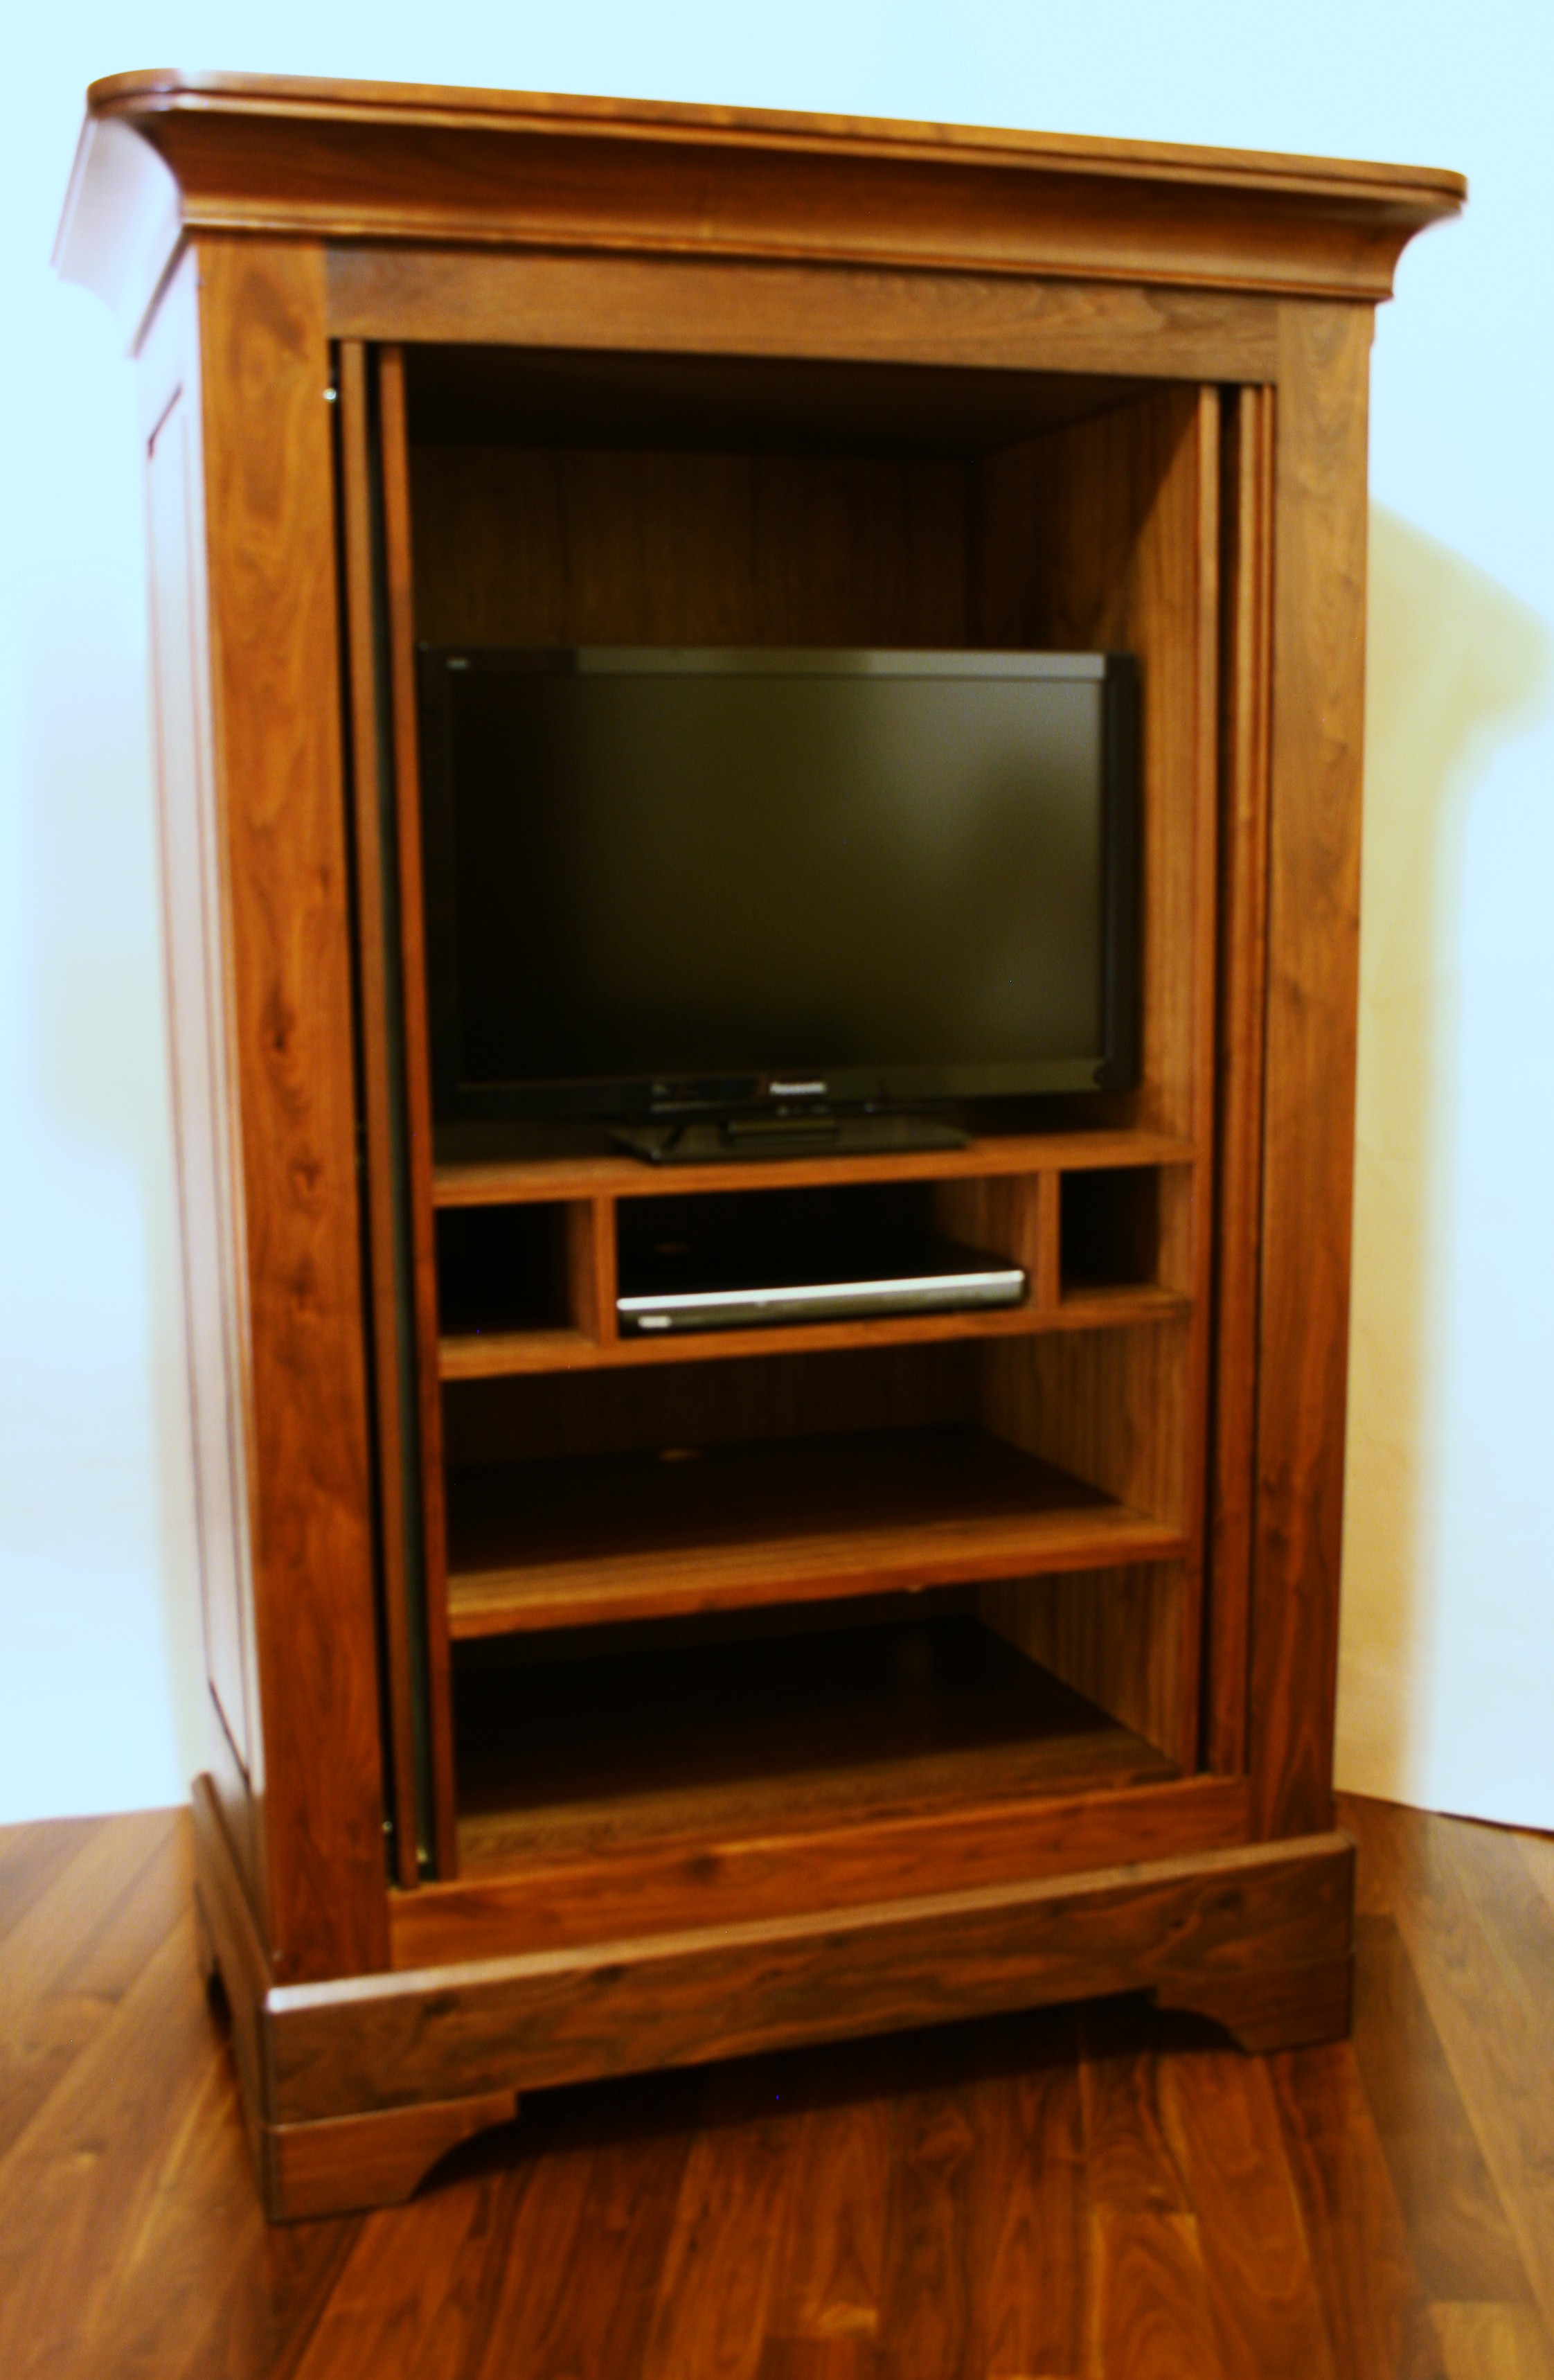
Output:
[{"xmin": 55, "ymin": 71, "xmax": 1461, "ymax": 2219}]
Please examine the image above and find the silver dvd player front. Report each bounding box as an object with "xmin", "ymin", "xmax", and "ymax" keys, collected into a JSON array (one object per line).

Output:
[{"xmin": 617, "ymin": 1247, "xmax": 1027, "ymax": 1336}]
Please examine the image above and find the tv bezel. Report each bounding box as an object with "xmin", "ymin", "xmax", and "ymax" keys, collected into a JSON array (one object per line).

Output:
[{"xmin": 416, "ymin": 646, "xmax": 1140, "ymax": 1126}]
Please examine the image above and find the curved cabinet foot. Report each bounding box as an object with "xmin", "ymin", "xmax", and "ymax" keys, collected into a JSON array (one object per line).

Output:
[
  {"xmin": 258, "ymin": 2090, "xmax": 522, "ymax": 2221},
  {"xmin": 192, "ymin": 1882, "xmax": 222, "ymax": 1996},
  {"xmin": 1154, "ymin": 1950, "xmax": 1352, "ymax": 2052}
]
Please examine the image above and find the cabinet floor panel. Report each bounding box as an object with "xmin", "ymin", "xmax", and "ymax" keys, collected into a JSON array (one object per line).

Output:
[
  {"xmin": 444, "ymin": 1424, "xmax": 1183, "ymax": 1636},
  {"xmin": 454, "ymin": 1610, "xmax": 1179, "ymax": 1876}
]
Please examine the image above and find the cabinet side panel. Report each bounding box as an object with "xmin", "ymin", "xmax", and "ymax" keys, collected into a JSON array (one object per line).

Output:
[
  {"xmin": 1249, "ymin": 304, "xmax": 1372, "ymax": 1839},
  {"xmin": 143, "ymin": 276, "xmax": 262, "ymax": 1898},
  {"xmin": 195, "ymin": 238, "xmax": 389, "ymax": 1977}
]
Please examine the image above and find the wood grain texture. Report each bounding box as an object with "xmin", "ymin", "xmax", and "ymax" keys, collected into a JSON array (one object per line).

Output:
[
  {"xmin": 438, "ymin": 1281, "xmax": 1191, "ymax": 1381},
  {"xmin": 0, "ymin": 1811, "xmax": 182, "ymax": 2165},
  {"xmin": 141, "ymin": 252, "xmax": 265, "ymax": 1905},
  {"xmin": 443, "ymin": 1429, "xmax": 1185, "ymax": 1637},
  {"xmin": 69, "ymin": 61, "xmax": 1428, "ymax": 2219},
  {"xmin": 980, "ymin": 1562, "xmax": 1188, "ymax": 1763},
  {"xmin": 1348, "ymin": 1800, "xmax": 1554, "ymax": 2345},
  {"xmin": 12, "ymin": 1793, "xmax": 1551, "ymax": 2374},
  {"xmin": 260, "ymin": 1832, "xmax": 1352, "ymax": 2129},
  {"xmin": 337, "ymin": 337, "xmax": 420, "ymax": 1888},
  {"xmin": 191, "ymin": 1775, "xmax": 278, "ymax": 2159},
  {"xmin": 974, "ymin": 384, "xmax": 1209, "ymax": 1142},
  {"xmin": 379, "ymin": 343, "xmax": 458, "ymax": 1878},
  {"xmin": 765, "ymin": 2055, "xmax": 894, "ymax": 2349},
  {"xmin": 979, "ymin": 1318, "xmax": 1190, "ymax": 1534},
  {"xmin": 434, "ymin": 1130, "xmax": 1195, "ymax": 1206},
  {"xmin": 1089, "ymin": 2207, "xmax": 1227, "ymax": 2379},
  {"xmin": 1351, "ymin": 1914, "xmax": 1533, "ymax": 2302},
  {"xmin": 931, "ymin": 1171, "xmax": 1057, "ymax": 1310},
  {"xmin": 404, "ymin": 1776, "xmax": 1248, "ymax": 1964},
  {"xmin": 197, "ymin": 238, "xmax": 388, "ymax": 1975},
  {"xmin": 59, "ymin": 73, "xmax": 1463, "ymax": 360},
  {"xmin": 412, "ymin": 444, "xmax": 969, "ymax": 652},
  {"xmin": 1161, "ymin": 2044, "xmax": 1339, "ymax": 2379},
  {"xmin": 1431, "ymin": 2305, "xmax": 1554, "ymax": 2380},
  {"xmin": 0, "ymin": 1818, "xmax": 99, "ymax": 1953},
  {"xmin": 638, "ymin": 2060, "xmax": 795, "ymax": 2380},
  {"xmin": 972, "ymin": 382, "xmax": 1220, "ymax": 1775},
  {"xmin": 331, "ymin": 247, "xmax": 1286, "ymax": 385},
  {"xmin": 1155, "ymin": 1951, "xmax": 1353, "ymax": 2052},
  {"xmin": 1205, "ymin": 380, "xmax": 1275, "ymax": 1777},
  {"xmin": 449, "ymin": 1610, "xmax": 1182, "ymax": 1888},
  {"xmin": 1270, "ymin": 2041, "xmax": 1449, "ymax": 2380},
  {"xmin": 439, "ymin": 1337, "xmax": 976, "ymax": 1471},
  {"xmin": 259, "ymin": 2090, "xmax": 519, "ymax": 2221},
  {"xmin": 565, "ymin": 1196, "xmax": 618, "ymax": 1345},
  {"xmin": 1247, "ymin": 303, "xmax": 1373, "ymax": 1842}
]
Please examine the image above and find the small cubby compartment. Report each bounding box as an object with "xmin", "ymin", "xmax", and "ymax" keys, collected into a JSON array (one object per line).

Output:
[
  {"xmin": 619, "ymin": 1178, "xmax": 939, "ymax": 1276},
  {"xmin": 1060, "ymin": 1166, "xmax": 1163, "ymax": 1294},
  {"xmin": 614, "ymin": 1175, "xmax": 1030, "ymax": 1317},
  {"xmin": 451, "ymin": 1584, "xmax": 1184, "ymax": 1881},
  {"xmin": 434, "ymin": 1202, "xmax": 575, "ymax": 1337}
]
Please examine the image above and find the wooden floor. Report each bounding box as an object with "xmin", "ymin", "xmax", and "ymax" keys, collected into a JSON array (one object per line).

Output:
[{"xmin": 1, "ymin": 1795, "xmax": 1551, "ymax": 2379}]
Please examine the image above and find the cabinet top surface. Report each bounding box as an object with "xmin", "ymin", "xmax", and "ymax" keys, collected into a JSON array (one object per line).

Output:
[{"xmin": 60, "ymin": 69, "xmax": 1463, "ymax": 348}]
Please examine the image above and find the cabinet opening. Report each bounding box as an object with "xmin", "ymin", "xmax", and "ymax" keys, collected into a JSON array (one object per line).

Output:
[
  {"xmin": 451, "ymin": 1586, "xmax": 1179, "ymax": 1880},
  {"xmin": 435, "ymin": 1202, "xmax": 573, "ymax": 1336},
  {"xmin": 1060, "ymin": 1168, "xmax": 1161, "ymax": 1293},
  {"xmin": 614, "ymin": 1179, "xmax": 1026, "ymax": 1336},
  {"xmin": 399, "ymin": 353, "xmax": 1208, "ymax": 1151}
]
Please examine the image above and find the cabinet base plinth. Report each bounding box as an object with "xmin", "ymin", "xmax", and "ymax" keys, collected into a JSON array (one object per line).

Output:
[
  {"xmin": 193, "ymin": 1774, "xmax": 1355, "ymax": 2220},
  {"xmin": 258, "ymin": 2093, "xmax": 522, "ymax": 2221},
  {"xmin": 1154, "ymin": 1949, "xmax": 1353, "ymax": 2051}
]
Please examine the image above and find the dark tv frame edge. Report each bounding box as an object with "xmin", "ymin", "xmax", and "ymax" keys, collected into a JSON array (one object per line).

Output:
[{"xmin": 415, "ymin": 646, "xmax": 1141, "ymax": 1133}]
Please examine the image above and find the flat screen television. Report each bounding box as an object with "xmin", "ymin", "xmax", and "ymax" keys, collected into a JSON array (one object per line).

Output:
[{"xmin": 417, "ymin": 647, "xmax": 1138, "ymax": 1146}]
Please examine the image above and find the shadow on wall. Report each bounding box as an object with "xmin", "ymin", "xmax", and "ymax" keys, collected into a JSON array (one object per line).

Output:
[{"xmin": 1336, "ymin": 506, "xmax": 1552, "ymax": 1803}]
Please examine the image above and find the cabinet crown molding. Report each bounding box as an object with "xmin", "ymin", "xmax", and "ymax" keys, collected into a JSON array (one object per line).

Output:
[{"xmin": 57, "ymin": 69, "xmax": 1465, "ymax": 348}]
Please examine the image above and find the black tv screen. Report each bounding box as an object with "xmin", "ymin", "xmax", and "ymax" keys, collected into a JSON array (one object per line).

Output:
[{"xmin": 418, "ymin": 648, "xmax": 1138, "ymax": 1121}]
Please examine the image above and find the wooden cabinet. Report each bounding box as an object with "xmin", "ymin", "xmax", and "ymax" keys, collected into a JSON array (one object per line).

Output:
[{"xmin": 57, "ymin": 71, "xmax": 1461, "ymax": 2220}]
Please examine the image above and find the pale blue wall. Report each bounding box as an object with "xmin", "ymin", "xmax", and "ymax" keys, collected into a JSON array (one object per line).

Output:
[{"xmin": 2, "ymin": 1, "xmax": 1549, "ymax": 1821}]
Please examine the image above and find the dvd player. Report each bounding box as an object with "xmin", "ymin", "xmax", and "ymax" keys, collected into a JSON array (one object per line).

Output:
[{"xmin": 616, "ymin": 1227, "xmax": 1027, "ymax": 1336}]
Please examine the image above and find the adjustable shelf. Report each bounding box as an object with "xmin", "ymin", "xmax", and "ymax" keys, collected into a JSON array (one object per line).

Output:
[
  {"xmin": 438, "ymin": 1283, "xmax": 1193, "ymax": 1380},
  {"xmin": 431, "ymin": 1129, "xmax": 1196, "ymax": 1207},
  {"xmin": 444, "ymin": 1425, "xmax": 1186, "ymax": 1637}
]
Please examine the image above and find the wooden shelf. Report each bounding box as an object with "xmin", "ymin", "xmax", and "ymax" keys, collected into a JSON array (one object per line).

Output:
[
  {"xmin": 444, "ymin": 1426, "xmax": 1185, "ymax": 1637},
  {"xmin": 432, "ymin": 1129, "xmax": 1196, "ymax": 1209},
  {"xmin": 452, "ymin": 1609, "xmax": 1181, "ymax": 1879},
  {"xmin": 438, "ymin": 1284, "xmax": 1191, "ymax": 1380}
]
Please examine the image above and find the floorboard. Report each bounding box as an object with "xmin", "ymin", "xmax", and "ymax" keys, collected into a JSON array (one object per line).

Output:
[{"xmin": 1, "ymin": 1793, "xmax": 1551, "ymax": 2379}]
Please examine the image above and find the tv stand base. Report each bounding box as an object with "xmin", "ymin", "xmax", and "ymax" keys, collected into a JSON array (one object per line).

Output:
[
  {"xmin": 613, "ymin": 1110, "xmax": 971, "ymax": 1164},
  {"xmin": 192, "ymin": 1776, "xmax": 1353, "ymax": 2220}
]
